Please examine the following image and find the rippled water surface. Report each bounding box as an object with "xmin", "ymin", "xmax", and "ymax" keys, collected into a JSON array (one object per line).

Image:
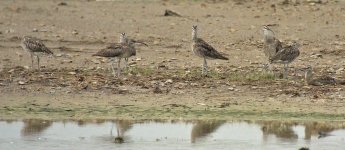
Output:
[{"xmin": 1, "ymin": 120, "xmax": 345, "ymax": 150}]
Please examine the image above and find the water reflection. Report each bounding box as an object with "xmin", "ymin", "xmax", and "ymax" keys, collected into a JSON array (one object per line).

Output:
[
  {"xmin": 304, "ymin": 122, "xmax": 340, "ymax": 140},
  {"xmin": 191, "ymin": 120, "xmax": 224, "ymax": 143},
  {"xmin": 1, "ymin": 119, "xmax": 345, "ymax": 149},
  {"xmin": 261, "ymin": 121, "xmax": 298, "ymax": 140},
  {"xmin": 21, "ymin": 119, "xmax": 52, "ymax": 136},
  {"xmin": 112, "ymin": 120, "xmax": 134, "ymax": 143}
]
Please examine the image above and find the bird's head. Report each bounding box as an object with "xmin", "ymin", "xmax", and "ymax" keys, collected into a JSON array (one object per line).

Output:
[
  {"xmin": 192, "ymin": 25, "xmax": 197, "ymax": 31},
  {"xmin": 262, "ymin": 25, "xmax": 275, "ymax": 38},
  {"xmin": 119, "ymin": 33, "xmax": 127, "ymax": 43}
]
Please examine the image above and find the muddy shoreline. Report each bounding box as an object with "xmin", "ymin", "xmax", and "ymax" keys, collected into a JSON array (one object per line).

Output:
[{"xmin": 1, "ymin": 0, "xmax": 345, "ymax": 121}]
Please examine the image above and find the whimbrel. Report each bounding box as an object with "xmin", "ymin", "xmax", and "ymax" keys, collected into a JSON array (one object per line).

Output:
[
  {"xmin": 304, "ymin": 66, "xmax": 336, "ymax": 86},
  {"xmin": 118, "ymin": 33, "xmax": 148, "ymax": 69},
  {"xmin": 93, "ymin": 33, "xmax": 147, "ymax": 77},
  {"xmin": 262, "ymin": 25, "xmax": 283, "ymax": 70},
  {"xmin": 269, "ymin": 42, "xmax": 300, "ymax": 78},
  {"xmin": 20, "ymin": 36, "xmax": 54, "ymax": 71},
  {"xmin": 191, "ymin": 25, "xmax": 228, "ymax": 75}
]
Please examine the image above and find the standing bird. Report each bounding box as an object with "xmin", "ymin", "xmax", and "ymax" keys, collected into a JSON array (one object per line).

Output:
[
  {"xmin": 304, "ymin": 66, "xmax": 336, "ymax": 86},
  {"xmin": 20, "ymin": 36, "xmax": 54, "ymax": 71},
  {"xmin": 191, "ymin": 25, "xmax": 228, "ymax": 75},
  {"xmin": 269, "ymin": 42, "xmax": 300, "ymax": 78},
  {"xmin": 92, "ymin": 33, "xmax": 147, "ymax": 77},
  {"xmin": 262, "ymin": 25, "xmax": 283, "ymax": 70}
]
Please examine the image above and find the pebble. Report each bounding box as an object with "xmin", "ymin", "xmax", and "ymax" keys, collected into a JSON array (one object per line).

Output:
[
  {"xmin": 23, "ymin": 66, "xmax": 30, "ymax": 69},
  {"xmin": 68, "ymin": 72, "xmax": 76, "ymax": 75},
  {"xmin": 8, "ymin": 69, "xmax": 15, "ymax": 73},
  {"xmin": 228, "ymin": 87, "xmax": 235, "ymax": 91},
  {"xmin": 165, "ymin": 79, "xmax": 173, "ymax": 84},
  {"xmin": 18, "ymin": 81, "xmax": 26, "ymax": 85}
]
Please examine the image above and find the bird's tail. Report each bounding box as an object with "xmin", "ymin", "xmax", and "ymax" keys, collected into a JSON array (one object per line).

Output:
[{"xmin": 219, "ymin": 55, "xmax": 229, "ymax": 60}]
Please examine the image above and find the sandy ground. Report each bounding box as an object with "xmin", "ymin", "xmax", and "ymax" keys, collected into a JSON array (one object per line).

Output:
[{"xmin": 1, "ymin": 0, "xmax": 345, "ymax": 120}]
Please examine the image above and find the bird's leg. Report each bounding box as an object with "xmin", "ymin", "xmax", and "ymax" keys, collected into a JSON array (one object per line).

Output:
[
  {"xmin": 117, "ymin": 58, "xmax": 121, "ymax": 77},
  {"xmin": 124, "ymin": 58, "xmax": 128, "ymax": 70},
  {"xmin": 110, "ymin": 59, "xmax": 116, "ymax": 77},
  {"xmin": 30, "ymin": 53, "xmax": 34, "ymax": 69},
  {"xmin": 202, "ymin": 58, "xmax": 208, "ymax": 75},
  {"xmin": 284, "ymin": 63, "xmax": 288, "ymax": 79},
  {"xmin": 37, "ymin": 55, "xmax": 40, "ymax": 72}
]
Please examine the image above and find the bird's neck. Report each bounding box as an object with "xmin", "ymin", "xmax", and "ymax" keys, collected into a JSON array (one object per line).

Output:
[
  {"xmin": 192, "ymin": 30, "xmax": 197, "ymax": 41},
  {"xmin": 263, "ymin": 31, "xmax": 275, "ymax": 43},
  {"xmin": 119, "ymin": 38, "xmax": 126, "ymax": 44}
]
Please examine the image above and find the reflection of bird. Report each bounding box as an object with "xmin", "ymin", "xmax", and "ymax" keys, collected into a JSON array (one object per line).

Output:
[
  {"xmin": 21, "ymin": 119, "xmax": 52, "ymax": 136},
  {"xmin": 21, "ymin": 36, "xmax": 54, "ymax": 71},
  {"xmin": 93, "ymin": 33, "xmax": 147, "ymax": 77},
  {"xmin": 269, "ymin": 42, "xmax": 300, "ymax": 78},
  {"xmin": 262, "ymin": 25, "xmax": 283, "ymax": 70},
  {"xmin": 112, "ymin": 120, "xmax": 133, "ymax": 144},
  {"xmin": 191, "ymin": 121, "xmax": 224, "ymax": 143},
  {"xmin": 261, "ymin": 121, "xmax": 298, "ymax": 140},
  {"xmin": 191, "ymin": 25, "xmax": 228, "ymax": 75},
  {"xmin": 318, "ymin": 131, "xmax": 333, "ymax": 139},
  {"xmin": 304, "ymin": 66, "xmax": 336, "ymax": 86}
]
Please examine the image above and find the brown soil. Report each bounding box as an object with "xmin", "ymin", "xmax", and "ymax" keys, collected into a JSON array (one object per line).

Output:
[{"xmin": 1, "ymin": 0, "xmax": 345, "ymax": 121}]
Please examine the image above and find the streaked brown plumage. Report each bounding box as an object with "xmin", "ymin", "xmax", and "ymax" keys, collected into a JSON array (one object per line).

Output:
[
  {"xmin": 270, "ymin": 42, "xmax": 300, "ymax": 78},
  {"xmin": 192, "ymin": 25, "xmax": 228, "ymax": 75},
  {"xmin": 93, "ymin": 33, "xmax": 147, "ymax": 77},
  {"xmin": 305, "ymin": 66, "xmax": 336, "ymax": 86},
  {"xmin": 21, "ymin": 36, "xmax": 53, "ymax": 70}
]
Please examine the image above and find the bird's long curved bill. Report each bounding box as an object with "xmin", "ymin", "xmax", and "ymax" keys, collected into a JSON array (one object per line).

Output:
[{"xmin": 133, "ymin": 40, "xmax": 148, "ymax": 46}]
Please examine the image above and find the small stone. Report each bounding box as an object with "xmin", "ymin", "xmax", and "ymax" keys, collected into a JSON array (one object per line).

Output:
[
  {"xmin": 165, "ymin": 79, "xmax": 173, "ymax": 84},
  {"xmin": 68, "ymin": 72, "xmax": 76, "ymax": 75},
  {"xmin": 8, "ymin": 69, "xmax": 15, "ymax": 73},
  {"xmin": 228, "ymin": 87, "xmax": 235, "ymax": 91},
  {"xmin": 18, "ymin": 81, "xmax": 25, "ymax": 85},
  {"xmin": 23, "ymin": 66, "xmax": 30, "ymax": 70},
  {"xmin": 32, "ymin": 28, "xmax": 38, "ymax": 32},
  {"xmin": 136, "ymin": 58, "xmax": 142, "ymax": 61}
]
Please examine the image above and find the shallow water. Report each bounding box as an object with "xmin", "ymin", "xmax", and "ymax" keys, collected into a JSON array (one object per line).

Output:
[{"xmin": 0, "ymin": 120, "xmax": 345, "ymax": 150}]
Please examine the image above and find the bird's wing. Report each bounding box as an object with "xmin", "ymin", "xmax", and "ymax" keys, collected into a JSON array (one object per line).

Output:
[
  {"xmin": 195, "ymin": 38, "xmax": 228, "ymax": 60},
  {"xmin": 93, "ymin": 45, "xmax": 124, "ymax": 57},
  {"xmin": 24, "ymin": 37, "xmax": 53, "ymax": 54},
  {"xmin": 270, "ymin": 45, "xmax": 299, "ymax": 62}
]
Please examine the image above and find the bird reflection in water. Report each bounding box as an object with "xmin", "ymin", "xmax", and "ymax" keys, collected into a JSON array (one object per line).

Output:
[
  {"xmin": 21, "ymin": 119, "xmax": 52, "ymax": 136},
  {"xmin": 191, "ymin": 120, "xmax": 224, "ymax": 143},
  {"xmin": 111, "ymin": 120, "xmax": 133, "ymax": 144},
  {"xmin": 261, "ymin": 121, "xmax": 298, "ymax": 141},
  {"xmin": 304, "ymin": 122, "xmax": 336, "ymax": 140}
]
